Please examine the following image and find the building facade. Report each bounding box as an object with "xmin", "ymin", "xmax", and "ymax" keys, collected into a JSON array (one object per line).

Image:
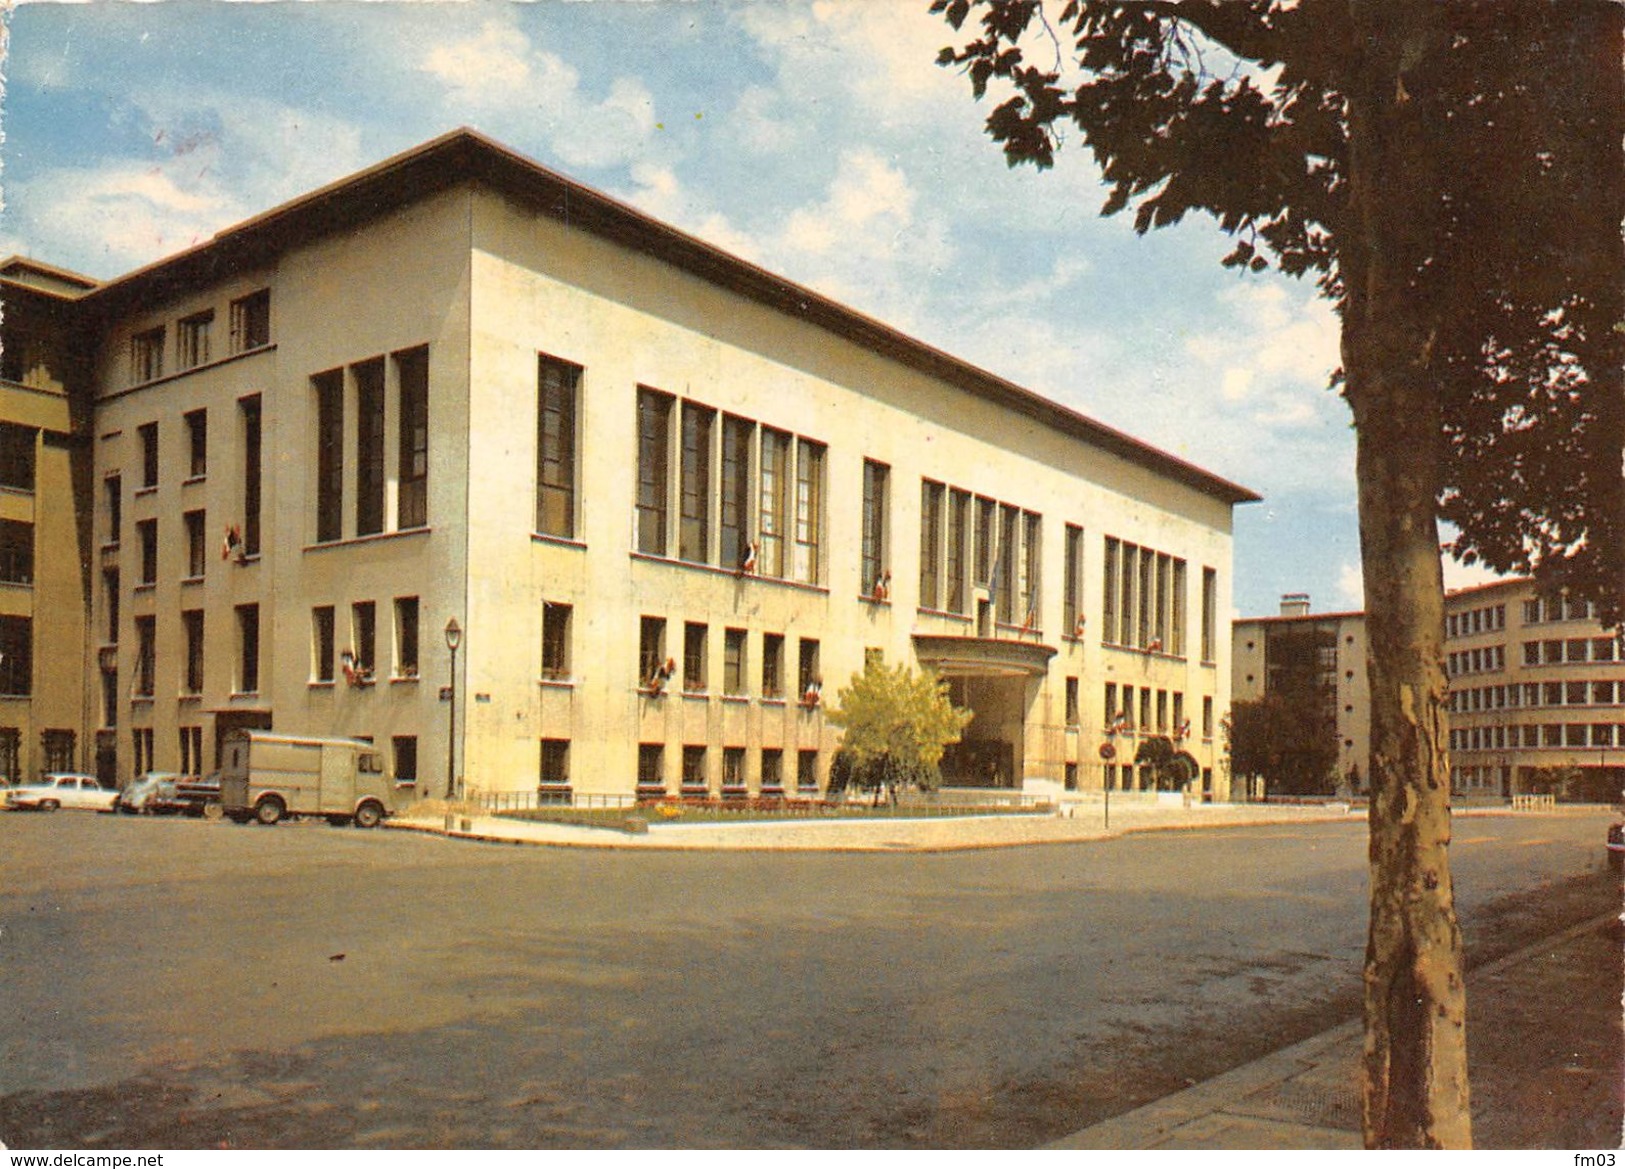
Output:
[
  {"xmin": 1231, "ymin": 594, "xmax": 1372, "ymax": 795},
  {"xmin": 5, "ymin": 130, "xmax": 1256, "ymax": 802}
]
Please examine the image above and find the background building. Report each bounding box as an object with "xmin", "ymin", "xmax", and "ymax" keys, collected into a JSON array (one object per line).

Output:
[{"xmin": 7, "ymin": 130, "xmax": 1257, "ymax": 801}]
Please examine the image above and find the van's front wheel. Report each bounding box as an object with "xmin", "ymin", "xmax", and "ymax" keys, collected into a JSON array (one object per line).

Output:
[
  {"xmin": 254, "ymin": 796, "xmax": 285, "ymax": 826},
  {"xmin": 353, "ymin": 800, "xmax": 384, "ymax": 829}
]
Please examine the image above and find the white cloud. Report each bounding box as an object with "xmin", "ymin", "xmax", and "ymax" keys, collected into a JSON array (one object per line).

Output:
[
  {"xmin": 421, "ymin": 20, "xmax": 533, "ymax": 107},
  {"xmin": 1335, "ymin": 561, "xmax": 1365, "ymax": 609}
]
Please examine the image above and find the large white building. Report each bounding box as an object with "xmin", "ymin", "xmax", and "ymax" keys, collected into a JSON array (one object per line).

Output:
[{"xmin": 8, "ymin": 130, "xmax": 1257, "ymax": 803}]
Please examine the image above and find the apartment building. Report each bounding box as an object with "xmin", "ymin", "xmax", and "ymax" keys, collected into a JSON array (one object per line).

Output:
[{"xmin": 3, "ymin": 129, "xmax": 1255, "ymax": 801}]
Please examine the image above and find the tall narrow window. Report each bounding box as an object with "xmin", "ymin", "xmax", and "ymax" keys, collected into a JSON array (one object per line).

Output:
[
  {"xmin": 130, "ymin": 327, "xmax": 164, "ymax": 384},
  {"xmin": 313, "ymin": 606, "xmax": 335, "ymax": 683},
  {"xmin": 184, "ymin": 510, "xmax": 206, "ymax": 580},
  {"xmin": 1063, "ymin": 524, "xmax": 1084, "ymax": 637},
  {"xmin": 178, "ymin": 312, "xmax": 212, "ymax": 371},
  {"xmin": 138, "ymin": 423, "xmax": 159, "ymax": 489},
  {"xmin": 394, "ymin": 596, "xmax": 419, "ymax": 678},
  {"xmin": 1022, "ymin": 511, "xmax": 1042, "ymax": 629},
  {"xmin": 0, "ymin": 617, "xmax": 29, "ymax": 695},
  {"xmin": 797, "ymin": 749, "xmax": 819, "ymax": 791},
  {"xmin": 230, "ymin": 289, "xmax": 271, "ymax": 353},
  {"xmin": 861, "ymin": 460, "xmax": 890, "ymax": 596},
  {"xmin": 1202, "ymin": 568, "xmax": 1218, "ymax": 663},
  {"xmin": 237, "ymin": 604, "xmax": 260, "ymax": 693},
  {"xmin": 793, "ymin": 439, "xmax": 824, "ymax": 584},
  {"xmin": 679, "ymin": 402, "xmax": 714, "ymax": 562},
  {"xmin": 182, "ymin": 609, "xmax": 204, "ymax": 694},
  {"xmin": 638, "ymin": 743, "xmax": 665, "ymax": 791},
  {"xmin": 1171, "ymin": 559, "xmax": 1188, "ymax": 657},
  {"xmin": 760, "ymin": 748, "xmax": 783, "ymax": 792},
  {"xmin": 919, "ymin": 480, "xmax": 944, "ymax": 609},
  {"xmin": 137, "ymin": 519, "xmax": 158, "ymax": 586},
  {"xmin": 185, "ymin": 409, "xmax": 208, "ymax": 478},
  {"xmin": 352, "ymin": 601, "xmax": 377, "ymax": 675},
  {"xmin": 313, "ymin": 370, "xmax": 344, "ymax": 542},
  {"xmin": 104, "ymin": 476, "xmax": 122, "ymax": 545},
  {"xmin": 1154, "ymin": 553, "xmax": 1171, "ymax": 649},
  {"xmin": 104, "ymin": 570, "xmax": 119, "ymax": 643},
  {"xmin": 240, "ymin": 396, "xmax": 262, "ymax": 555},
  {"xmin": 395, "ymin": 736, "xmax": 419, "ymax": 785},
  {"xmin": 1138, "ymin": 549, "xmax": 1154, "ymax": 648},
  {"xmin": 1119, "ymin": 543, "xmax": 1138, "ymax": 646},
  {"xmin": 997, "ymin": 504, "xmax": 1019, "ymax": 625},
  {"xmin": 758, "ymin": 427, "xmax": 789, "ymax": 576},
  {"xmin": 974, "ymin": 497, "xmax": 995, "ymax": 586},
  {"xmin": 1103, "ymin": 537, "xmax": 1120, "ymax": 643},
  {"xmin": 683, "ymin": 622, "xmax": 708, "ymax": 693},
  {"xmin": 798, "ymin": 638, "xmax": 821, "ymax": 700},
  {"xmin": 397, "ymin": 346, "xmax": 429, "ymax": 529},
  {"xmin": 355, "ymin": 358, "xmax": 386, "ymax": 537},
  {"xmin": 724, "ymin": 628, "xmax": 747, "ymax": 696},
  {"xmin": 0, "ymin": 425, "xmax": 36, "ymax": 492},
  {"xmin": 1065, "ymin": 676, "xmax": 1080, "ymax": 726},
  {"xmin": 133, "ymin": 615, "xmax": 155, "ymax": 698},
  {"xmin": 682, "ymin": 745, "xmax": 708, "ymax": 791},
  {"xmin": 947, "ymin": 489, "xmax": 970, "ymax": 614},
  {"xmin": 536, "ymin": 354, "xmax": 579, "ymax": 538},
  {"xmin": 0, "ymin": 519, "xmax": 33, "ymax": 585},
  {"xmin": 762, "ymin": 632, "xmax": 785, "ymax": 699},
  {"xmin": 636, "ymin": 388, "xmax": 672, "ymax": 555},
  {"xmin": 539, "ymin": 739, "xmax": 569, "ymax": 788},
  {"xmin": 179, "ymin": 726, "xmax": 203, "ymax": 775},
  {"xmin": 542, "ymin": 602, "xmax": 572, "ymax": 681},
  {"xmin": 639, "ymin": 616, "xmax": 667, "ymax": 688},
  {"xmin": 720, "ymin": 415, "xmax": 753, "ymax": 571}
]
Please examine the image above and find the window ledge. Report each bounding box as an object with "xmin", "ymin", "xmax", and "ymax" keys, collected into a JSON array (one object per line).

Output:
[
  {"xmin": 117, "ymin": 342, "xmax": 276, "ymax": 397},
  {"xmin": 134, "ymin": 485, "xmax": 157, "ymax": 497},
  {"xmin": 181, "ymin": 575, "xmax": 204, "ymax": 586},
  {"xmin": 391, "ymin": 673, "xmax": 421, "ymax": 685},
  {"xmin": 131, "ymin": 694, "xmax": 155, "ymax": 705},
  {"xmin": 309, "ymin": 680, "xmax": 336, "ymax": 690},
  {"xmin": 304, "ymin": 528, "xmax": 432, "ymax": 553},
  {"xmin": 630, "ymin": 551, "xmax": 830, "ymax": 595},
  {"xmin": 179, "ymin": 692, "xmax": 202, "ymax": 703},
  {"xmin": 721, "ymin": 694, "xmax": 750, "ymax": 705},
  {"xmin": 183, "ymin": 475, "xmax": 206, "ymax": 487},
  {"xmin": 761, "ymin": 697, "xmax": 787, "ymax": 707},
  {"xmin": 916, "ymin": 606, "xmax": 973, "ymax": 623},
  {"xmin": 229, "ymin": 691, "xmax": 261, "ymax": 701},
  {"xmin": 532, "ymin": 532, "xmax": 587, "ymax": 551},
  {"xmin": 540, "ymin": 677, "xmax": 575, "ymax": 689},
  {"xmin": 0, "ymin": 579, "xmax": 33, "ymax": 590},
  {"xmin": 133, "ymin": 582, "xmax": 156, "ymax": 593}
]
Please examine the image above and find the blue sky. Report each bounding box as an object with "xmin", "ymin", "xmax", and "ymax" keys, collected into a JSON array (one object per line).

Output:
[{"xmin": 0, "ymin": 0, "xmax": 1501, "ymax": 617}]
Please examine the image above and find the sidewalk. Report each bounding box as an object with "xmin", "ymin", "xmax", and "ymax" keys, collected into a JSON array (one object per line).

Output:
[{"xmin": 1051, "ymin": 910, "xmax": 1624, "ymax": 1150}]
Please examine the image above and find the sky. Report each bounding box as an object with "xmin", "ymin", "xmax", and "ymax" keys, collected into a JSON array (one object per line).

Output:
[{"xmin": 0, "ymin": 0, "xmax": 1503, "ymax": 618}]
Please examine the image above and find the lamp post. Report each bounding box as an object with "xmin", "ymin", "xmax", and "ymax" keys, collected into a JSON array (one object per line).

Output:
[{"xmin": 444, "ymin": 617, "xmax": 461, "ymax": 802}]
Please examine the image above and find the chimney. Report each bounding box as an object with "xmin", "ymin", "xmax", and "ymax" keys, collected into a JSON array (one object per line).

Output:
[{"xmin": 1280, "ymin": 593, "xmax": 1311, "ymax": 617}]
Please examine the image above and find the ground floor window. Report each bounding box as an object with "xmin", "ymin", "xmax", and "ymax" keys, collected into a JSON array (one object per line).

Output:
[
  {"xmin": 539, "ymin": 738, "xmax": 569, "ymax": 788},
  {"xmin": 760, "ymin": 748, "xmax": 783, "ymax": 793},
  {"xmin": 0, "ymin": 727, "xmax": 19, "ymax": 783},
  {"xmin": 41, "ymin": 728, "xmax": 75, "ymax": 774},
  {"xmin": 394, "ymin": 735, "xmax": 418, "ymax": 785},
  {"xmin": 797, "ymin": 749, "xmax": 819, "ymax": 792},
  {"xmin": 638, "ymin": 743, "xmax": 664, "ymax": 792},
  {"xmin": 682, "ymin": 745, "xmax": 707, "ymax": 793}
]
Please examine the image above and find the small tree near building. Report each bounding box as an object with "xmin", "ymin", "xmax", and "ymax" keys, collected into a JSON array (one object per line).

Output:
[
  {"xmin": 826, "ymin": 660, "xmax": 973, "ymax": 805},
  {"xmin": 1228, "ymin": 694, "xmax": 1340, "ymax": 796}
]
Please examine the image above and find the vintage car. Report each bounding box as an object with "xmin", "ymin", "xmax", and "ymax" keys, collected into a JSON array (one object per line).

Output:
[{"xmin": 2, "ymin": 773, "xmax": 119, "ymax": 813}]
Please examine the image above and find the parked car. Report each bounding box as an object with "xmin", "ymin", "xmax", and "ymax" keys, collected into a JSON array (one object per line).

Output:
[
  {"xmin": 116, "ymin": 771, "xmax": 184, "ymax": 815},
  {"xmin": 1608, "ymin": 821, "xmax": 1624, "ymax": 869},
  {"xmin": 172, "ymin": 772, "xmax": 223, "ymax": 818},
  {"xmin": 2, "ymin": 773, "xmax": 119, "ymax": 813}
]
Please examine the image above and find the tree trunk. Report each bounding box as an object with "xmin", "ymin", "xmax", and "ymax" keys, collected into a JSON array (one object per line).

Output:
[{"xmin": 1342, "ymin": 2, "xmax": 1472, "ymax": 1149}]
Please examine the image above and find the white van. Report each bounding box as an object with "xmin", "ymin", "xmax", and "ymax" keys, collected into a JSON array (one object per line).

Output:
[{"xmin": 220, "ymin": 730, "xmax": 396, "ymax": 827}]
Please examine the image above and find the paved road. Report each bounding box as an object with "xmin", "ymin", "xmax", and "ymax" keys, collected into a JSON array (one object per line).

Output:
[{"xmin": 0, "ymin": 809, "xmax": 1615, "ymax": 1148}]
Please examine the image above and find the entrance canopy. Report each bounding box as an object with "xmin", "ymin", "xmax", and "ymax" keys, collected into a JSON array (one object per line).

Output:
[{"xmin": 912, "ymin": 634, "xmax": 1056, "ymax": 678}]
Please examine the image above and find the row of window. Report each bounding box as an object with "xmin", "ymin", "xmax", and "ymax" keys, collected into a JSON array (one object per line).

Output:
[
  {"xmin": 0, "ymin": 424, "xmax": 37, "ymax": 493},
  {"xmin": 1520, "ymin": 638, "xmax": 1619, "ymax": 667},
  {"xmin": 1449, "ymin": 678, "xmax": 1625, "ymax": 714},
  {"xmin": 311, "ymin": 598, "xmax": 420, "ymax": 684},
  {"xmin": 630, "ymin": 741, "xmax": 822, "ymax": 793},
  {"xmin": 128, "ymin": 289, "xmax": 270, "ymax": 386},
  {"xmin": 1446, "ymin": 645, "xmax": 1508, "ymax": 676},
  {"xmin": 918, "ymin": 480, "xmax": 1044, "ymax": 629},
  {"xmin": 1446, "ymin": 603, "xmax": 1506, "ymax": 639},
  {"xmin": 0, "ymin": 727, "xmax": 75, "ymax": 782},
  {"xmin": 1451, "ymin": 723, "xmax": 1625, "ymax": 752},
  {"xmin": 635, "ymin": 616, "xmax": 822, "ymax": 701},
  {"xmin": 1521, "ymin": 594, "xmax": 1600, "ymax": 626},
  {"xmin": 124, "ymin": 724, "xmax": 420, "ymax": 785},
  {"xmin": 312, "ymin": 347, "xmax": 430, "ymax": 540},
  {"xmin": 1102, "ymin": 681, "xmax": 1215, "ymax": 739}
]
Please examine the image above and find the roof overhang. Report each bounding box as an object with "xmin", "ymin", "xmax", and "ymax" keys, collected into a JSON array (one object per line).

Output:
[{"xmin": 913, "ymin": 634, "xmax": 1057, "ymax": 679}]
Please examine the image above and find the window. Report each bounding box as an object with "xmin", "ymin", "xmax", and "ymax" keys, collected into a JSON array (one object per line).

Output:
[
  {"xmin": 178, "ymin": 312, "xmax": 212, "ymax": 370},
  {"xmin": 1171, "ymin": 560, "xmax": 1188, "ymax": 656},
  {"xmin": 132, "ymin": 727, "xmax": 155, "ymax": 776},
  {"xmin": 395, "ymin": 597, "xmax": 419, "ymax": 679},
  {"xmin": 0, "ymin": 727, "xmax": 17, "ymax": 783},
  {"xmin": 758, "ymin": 427, "xmax": 790, "ymax": 576},
  {"xmin": 137, "ymin": 519, "xmax": 158, "ymax": 586},
  {"xmin": 1202, "ymin": 568, "xmax": 1218, "ymax": 662},
  {"xmin": 0, "ymin": 425, "xmax": 35, "ymax": 493},
  {"xmin": 1063, "ymin": 524, "xmax": 1084, "ymax": 637},
  {"xmin": 394, "ymin": 736, "xmax": 419, "ymax": 785},
  {"xmin": 0, "ymin": 617, "xmax": 28, "ymax": 696},
  {"xmin": 236, "ymin": 604, "xmax": 260, "ymax": 693},
  {"xmin": 1203, "ymin": 696, "xmax": 1214, "ymax": 738},
  {"xmin": 682, "ymin": 745, "xmax": 708, "ymax": 791},
  {"xmin": 42, "ymin": 728, "xmax": 75, "ymax": 775},
  {"xmin": 799, "ymin": 638, "xmax": 821, "ymax": 701},
  {"xmin": 230, "ymin": 289, "xmax": 271, "ymax": 353},
  {"xmin": 182, "ymin": 609, "xmax": 204, "ymax": 694},
  {"xmin": 1065, "ymin": 677, "xmax": 1080, "ymax": 726},
  {"xmin": 536, "ymin": 354, "xmax": 579, "ymax": 538},
  {"xmin": 104, "ymin": 569, "xmax": 120, "ymax": 644},
  {"xmin": 760, "ymin": 748, "xmax": 784, "ymax": 792},
  {"xmin": 1137, "ymin": 545, "xmax": 1153, "ymax": 647},
  {"xmin": 793, "ymin": 439, "xmax": 825, "ymax": 584},
  {"xmin": 130, "ymin": 327, "xmax": 164, "ymax": 384},
  {"xmin": 636, "ymin": 388, "xmax": 673, "ymax": 555},
  {"xmin": 179, "ymin": 722, "xmax": 206, "ymax": 775},
  {"xmin": 1102, "ymin": 538, "xmax": 1120, "ymax": 641},
  {"xmin": 352, "ymin": 601, "xmax": 377, "ymax": 676},
  {"xmin": 240, "ymin": 396, "xmax": 262, "ymax": 556},
  {"xmin": 104, "ymin": 476, "xmax": 122, "ymax": 545},
  {"xmin": 313, "ymin": 606, "xmax": 336, "ymax": 683},
  {"xmin": 975, "ymin": 496, "xmax": 995, "ymax": 587},
  {"xmin": 720, "ymin": 415, "xmax": 753, "ymax": 571},
  {"xmin": 724, "ymin": 628, "xmax": 747, "ymax": 696},
  {"xmin": 797, "ymin": 749, "xmax": 819, "ymax": 791},
  {"xmin": 398, "ymin": 347, "xmax": 430, "ymax": 529},
  {"xmin": 132, "ymin": 615, "xmax": 155, "ymax": 698},
  {"xmin": 997, "ymin": 504, "xmax": 1019, "ymax": 625},
  {"xmin": 679, "ymin": 402, "xmax": 714, "ymax": 562},
  {"xmin": 1154, "ymin": 553, "xmax": 1170, "ymax": 649},
  {"xmin": 638, "ymin": 743, "xmax": 665, "ymax": 790},
  {"xmin": 684, "ymin": 622, "xmax": 708, "ymax": 693},
  {"xmin": 542, "ymin": 602, "xmax": 572, "ymax": 681},
  {"xmin": 919, "ymin": 480, "xmax": 944, "ymax": 609},
  {"xmin": 539, "ymin": 739, "xmax": 569, "ymax": 787},
  {"xmin": 184, "ymin": 510, "xmax": 206, "ymax": 579},
  {"xmin": 762, "ymin": 633, "xmax": 785, "ymax": 699},
  {"xmin": 640, "ymin": 616, "xmax": 667, "ymax": 689},
  {"xmin": 1022, "ymin": 511, "xmax": 1042, "ymax": 629},
  {"xmin": 947, "ymin": 489, "xmax": 970, "ymax": 614},
  {"xmin": 355, "ymin": 358, "xmax": 386, "ymax": 537},
  {"xmin": 723, "ymin": 747, "xmax": 746, "ymax": 791},
  {"xmin": 313, "ymin": 370, "xmax": 344, "ymax": 542},
  {"xmin": 862, "ymin": 460, "xmax": 889, "ymax": 596},
  {"xmin": 139, "ymin": 422, "xmax": 159, "ymax": 489},
  {"xmin": 183, "ymin": 409, "xmax": 208, "ymax": 479},
  {"xmin": 0, "ymin": 520, "xmax": 33, "ymax": 585}
]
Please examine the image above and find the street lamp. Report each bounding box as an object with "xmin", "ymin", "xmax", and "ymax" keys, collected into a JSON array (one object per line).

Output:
[{"xmin": 444, "ymin": 617, "xmax": 462, "ymax": 802}]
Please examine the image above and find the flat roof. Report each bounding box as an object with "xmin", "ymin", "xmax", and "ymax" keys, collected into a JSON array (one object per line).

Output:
[{"xmin": 76, "ymin": 128, "xmax": 1259, "ymax": 506}]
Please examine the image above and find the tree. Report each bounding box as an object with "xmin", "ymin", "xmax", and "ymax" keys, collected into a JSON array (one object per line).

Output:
[
  {"xmin": 826, "ymin": 659, "xmax": 974, "ymax": 805},
  {"xmin": 1132, "ymin": 734, "xmax": 1200, "ymax": 790},
  {"xmin": 1227, "ymin": 694, "xmax": 1338, "ymax": 796},
  {"xmin": 933, "ymin": 0, "xmax": 1623, "ymax": 1148}
]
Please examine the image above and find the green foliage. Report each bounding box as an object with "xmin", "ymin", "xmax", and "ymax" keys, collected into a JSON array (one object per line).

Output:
[
  {"xmin": 826, "ymin": 660, "xmax": 973, "ymax": 800},
  {"xmin": 1227, "ymin": 695, "xmax": 1339, "ymax": 796}
]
